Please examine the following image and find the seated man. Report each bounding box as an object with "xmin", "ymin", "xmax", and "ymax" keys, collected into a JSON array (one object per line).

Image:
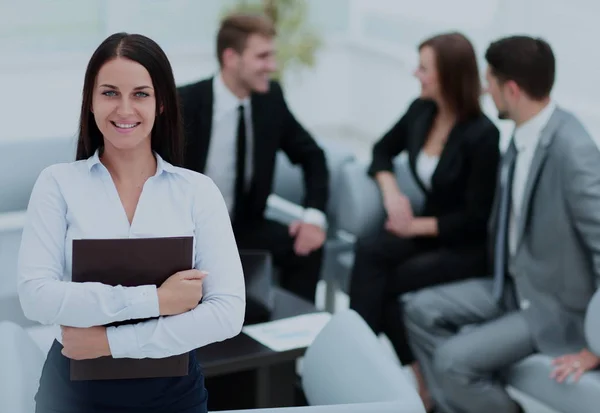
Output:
[
  {"xmin": 178, "ymin": 13, "xmax": 329, "ymax": 304},
  {"xmin": 403, "ymin": 35, "xmax": 600, "ymax": 413}
]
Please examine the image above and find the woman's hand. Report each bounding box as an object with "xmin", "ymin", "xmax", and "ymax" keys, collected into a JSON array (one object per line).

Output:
[
  {"xmin": 61, "ymin": 326, "xmax": 110, "ymax": 360},
  {"xmin": 383, "ymin": 191, "xmax": 414, "ymax": 236},
  {"xmin": 158, "ymin": 270, "xmax": 207, "ymax": 316}
]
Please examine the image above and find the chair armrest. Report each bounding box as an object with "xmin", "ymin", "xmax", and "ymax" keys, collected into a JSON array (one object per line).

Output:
[
  {"xmin": 585, "ymin": 289, "xmax": 600, "ymax": 355},
  {"xmin": 335, "ymin": 161, "xmax": 384, "ymax": 239},
  {"xmin": 320, "ymin": 235, "xmax": 356, "ymax": 284},
  {"xmin": 335, "ymin": 155, "xmax": 425, "ymax": 240},
  {"xmin": 0, "ymin": 210, "xmax": 27, "ymax": 232}
]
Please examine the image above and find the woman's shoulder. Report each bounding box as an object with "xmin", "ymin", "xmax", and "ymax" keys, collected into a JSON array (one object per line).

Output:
[
  {"xmin": 37, "ymin": 159, "xmax": 91, "ymax": 182},
  {"xmin": 461, "ymin": 112, "xmax": 500, "ymax": 143},
  {"xmin": 167, "ymin": 166, "xmax": 220, "ymax": 192},
  {"xmin": 406, "ymin": 97, "xmax": 436, "ymax": 114},
  {"xmin": 465, "ymin": 111, "xmax": 498, "ymax": 130},
  {"xmin": 166, "ymin": 167, "xmax": 226, "ymax": 213},
  {"xmin": 25, "ymin": 160, "xmax": 91, "ymax": 201}
]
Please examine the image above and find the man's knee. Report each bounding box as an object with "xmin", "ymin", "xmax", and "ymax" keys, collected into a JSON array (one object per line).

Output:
[
  {"xmin": 432, "ymin": 338, "xmax": 475, "ymax": 385},
  {"xmin": 403, "ymin": 287, "xmax": 446, "ymax": 330}
]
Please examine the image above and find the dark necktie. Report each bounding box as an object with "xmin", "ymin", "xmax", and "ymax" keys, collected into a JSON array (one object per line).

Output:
[
  {"xmin": 233, "ymin": 105, "xmax": 247, "ymax": 224},
  {"xmin": 491, "ymin": 138, "xmax": 518, "ymax": 302}
]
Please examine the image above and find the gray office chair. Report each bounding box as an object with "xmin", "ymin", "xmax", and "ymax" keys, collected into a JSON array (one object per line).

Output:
[
  {"xmin": 504, "ymin": 354, "xmax": 600, "ymax": 413},
  {"xmin": 321, "ymin": 154, "xmax": 425, "ymax": 310},
  {"xmin": 264, "ymin": 140, "xmax": 356, "ymax": 309},
  {"xmin": 301, "ymin": 309, "xmax": 424, "ymax": 411},
  {"xmin": 0, "ymin": 321, "xmax": 46, "ymax": 413},
  {"xmin": 218, "ymin": 309, "xmax": 425, "ymax": 413},
  {"xmin": 499, "ymin": 289, "xmax": 600, "ymax": 413},
  {"xmin": 268, "ymin": 140, "xmax": 356, "ymax": 234},
  {"xmin": 0, "ymin": 136, "xmax": 76, "ymax": 213}
]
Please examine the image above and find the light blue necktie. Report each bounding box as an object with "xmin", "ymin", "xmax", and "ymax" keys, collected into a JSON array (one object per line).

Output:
[{"xmin": 492, "ymin": 139, "xmax": 518, "ymax": 302}]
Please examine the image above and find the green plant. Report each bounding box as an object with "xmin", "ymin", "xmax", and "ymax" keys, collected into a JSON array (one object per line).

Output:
[{"xmin": 222, "ymin": 0, "xmax": 322, "ymax": 81}]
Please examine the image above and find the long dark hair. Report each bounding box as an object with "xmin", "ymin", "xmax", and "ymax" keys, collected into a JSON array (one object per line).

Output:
[
  {"xmin": 419, "ymin": 32, "xmax": 482, "ymax": 121},
  {"xmin": 76, "ymin": 32, "xmax": 183, "ymax": 166}
]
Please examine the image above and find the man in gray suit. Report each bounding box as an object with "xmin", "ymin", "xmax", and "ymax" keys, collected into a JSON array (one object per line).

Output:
[{"xmin": 403, "ymin": 35, "xmax": 600, "ymax": 413}]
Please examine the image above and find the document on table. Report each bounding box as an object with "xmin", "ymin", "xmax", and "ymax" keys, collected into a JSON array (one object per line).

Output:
[{"xmin": 242, "ymin": 312, "xmax": 333, "ymax": 352}]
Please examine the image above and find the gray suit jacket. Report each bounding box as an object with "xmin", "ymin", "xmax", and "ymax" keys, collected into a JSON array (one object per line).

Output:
[{"xmin": 496, "ymin": 107, "xmax": 600, "ymax": 355}]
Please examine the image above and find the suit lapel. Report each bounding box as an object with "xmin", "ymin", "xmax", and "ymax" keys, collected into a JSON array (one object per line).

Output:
[
  {"xmin": 196, "ymin": 80, "xmax": 214, "ymax": 173},
  {"xmin": 431, "ymin": 122, "xmax": 466, "ymax": 185},
  {"xmin": 515, "ymin": 109, "xmax": 563, "ymax": 249}
]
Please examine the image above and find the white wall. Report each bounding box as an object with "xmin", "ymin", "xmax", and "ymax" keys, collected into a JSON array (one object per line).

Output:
[
  {"xmin": 1, "ymin": 0, "xmax": 599, "ymax": 152},
  {"xmin": 0, "ymin": 0, "xmax": 352, "ymax": 143}
]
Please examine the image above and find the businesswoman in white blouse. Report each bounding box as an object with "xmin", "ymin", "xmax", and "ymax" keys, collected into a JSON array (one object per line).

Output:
[{"xmin": 17, "ymin": 32, "xmax": 245, "ymax": 413}]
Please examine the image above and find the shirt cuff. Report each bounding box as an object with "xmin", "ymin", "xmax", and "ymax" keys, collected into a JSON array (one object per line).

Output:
[
  {"xmin": 125, "ymin": 285, "xmax": 160, "ymax": 320},
  {"xmin": 106, "ymin": 324, "xmax": 141, "ymax": 359},
  {"xmin": 303, "ymin": 208, "xmax": 328, "ymax": 230}
]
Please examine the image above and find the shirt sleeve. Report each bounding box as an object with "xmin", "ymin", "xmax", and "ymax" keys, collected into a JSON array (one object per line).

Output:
[
  {"xmin": 17, "ymin": 167, "xmax": 160, "ymax": 328},
  {"xmin": 303, "ymin": 207, "xmax": 328, "ymax": 230},
  {"xmin": 106, "ymin": 177, "xmax": 246, "ymax": 359}
]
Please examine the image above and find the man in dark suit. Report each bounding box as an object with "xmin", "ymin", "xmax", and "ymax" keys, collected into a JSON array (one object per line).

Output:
[{"xmin": 178, "ymin": 13, "xmax": 329, "ymax": 304}]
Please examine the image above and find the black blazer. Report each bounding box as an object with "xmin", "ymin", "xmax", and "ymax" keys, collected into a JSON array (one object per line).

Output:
[
  {"xmin": 178, "ymin": 78, "xmax": 329, "ymax": 222},
  {"xmin": 369, "ymin": 98, "xmax": 500, "ymax": 246}
]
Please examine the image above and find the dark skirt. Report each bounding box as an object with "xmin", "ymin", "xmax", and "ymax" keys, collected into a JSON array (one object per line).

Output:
[{"xmin": 35, "ymin": 340, "xmax": 208, "ymax": 413}]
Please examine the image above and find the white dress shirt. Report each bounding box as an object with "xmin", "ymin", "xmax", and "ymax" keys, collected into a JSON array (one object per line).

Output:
[
  {"xmin": 17, "ymin": 151, "xmax": 245, "ymax": 359},
  {"xmin": 508, "ymin": 101, "xmax": 557, "ymax": 255},
  {"xmin": 205, "ymin": 74, "xmax": 252, "ymax": 214},
  {"xmin": 206, "ymin": 74, "xmax": 327, "ymax": 229}
]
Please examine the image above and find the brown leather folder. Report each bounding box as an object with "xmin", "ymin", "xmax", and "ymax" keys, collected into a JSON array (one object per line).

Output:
[{"xmin": 70, "ymin": 236, "xmax": 193, "ymax": 381}]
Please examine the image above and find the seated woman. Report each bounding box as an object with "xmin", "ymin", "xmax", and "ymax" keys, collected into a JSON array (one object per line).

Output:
[{"xmin": 348, "ymin": 32, "xmax": 500, "ymax": 409}]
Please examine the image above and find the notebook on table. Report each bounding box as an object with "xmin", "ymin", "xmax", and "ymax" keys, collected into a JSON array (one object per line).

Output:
[{"xmin": 70, "ymin": 236, "xmax": 193, "ymax": 381}]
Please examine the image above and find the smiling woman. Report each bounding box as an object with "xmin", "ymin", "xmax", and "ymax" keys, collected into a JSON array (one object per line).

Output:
[
  {"xmin": 76, "ymin": 33, "xmax": 183, "ymax": 166},
  {"xmin": 17, "ymin": 32, "xmax": 245, "ymax": 413},
  {"xmin": 94, "ymin": 60, "xmax": 155, "ymax": 144}
]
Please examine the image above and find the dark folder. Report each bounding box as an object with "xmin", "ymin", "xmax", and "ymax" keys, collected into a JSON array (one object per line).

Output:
[{"xmin": 70, "ymin": 236, "xmax": 193, "ymax": 381}]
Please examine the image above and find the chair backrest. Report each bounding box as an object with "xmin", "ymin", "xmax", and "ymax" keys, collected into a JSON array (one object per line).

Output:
[
  {"xmin": 0, "ymin": 136, "xmax": 76, "ymax": 213},
  {"xmin": 0, "ymin": 321, "xmax": 46, "ymax": 413},
  {"xmin": 0, "ymin": 212, "xmax": 26, "ymax": 299},
  {"xmin": 272, "ymin": 141, "xmax": 355, "ymax": 231},
  {"xmin": 301, "ymin": 309, "xmax": 425, "ymax": 411},
  {"xmin": 585, "ymin": 290, "xmax": 600, "ymax": 355},
  {"xmin": 335, "ymin": 153, "xmax": 425, "ymax": 239}
]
